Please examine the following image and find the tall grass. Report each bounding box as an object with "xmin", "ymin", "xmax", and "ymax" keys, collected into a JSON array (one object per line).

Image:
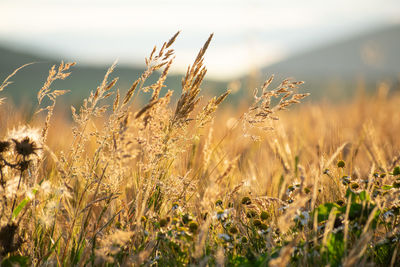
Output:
[{"xmin": 0, "ymin": 32, "xmax": 399, "ymax": 266}]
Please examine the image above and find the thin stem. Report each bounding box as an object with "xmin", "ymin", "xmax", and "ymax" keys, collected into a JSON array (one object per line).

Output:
[
  {"xmin": 0, "ymin": 163, "xmax": 5, "ymax": 188},
  {"xmin": 9, "ymin": 167, "xmax": 24, "ymax": 222}
]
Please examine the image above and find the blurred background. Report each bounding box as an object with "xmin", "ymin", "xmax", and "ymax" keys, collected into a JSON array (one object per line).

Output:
[{"xmin": 1, "ymin": 0, "xmax": 399, "ymax": 105}]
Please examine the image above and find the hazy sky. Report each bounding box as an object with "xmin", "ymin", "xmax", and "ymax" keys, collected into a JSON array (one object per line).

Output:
[{"xmin": 1, "ymin": 0, "xmax": 399, "ymax": 79}]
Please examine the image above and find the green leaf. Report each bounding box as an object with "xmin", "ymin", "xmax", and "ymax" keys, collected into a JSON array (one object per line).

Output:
[
  {"xmin": 12, "ymin": 198, "xmax": 30, "ymax": 220},
  {"xmin": 374, "ymin": 241, "xmax": 396, "ymax": 265},
  {"xmin": 323, "ymin": 232, "xmax": 344, "ymax": 267},
  {"xmin": 70, "ymin": 239, "xmax": 86, "ymax": 265},
  {"xmin": 392, "ymin": 166, "xmax": 400, "ymax": 176},
  {"xmin": 345, "ymin": 188, "xmax": 358, "ymax": 203},
  {"xmin": 359, "ymin": 190, "xmax": 370, "ymax": 202},
  {"xmin": 12, "ymin": 189, "xmax": 37, "ymax": 220},
  {"xmin": 341, "ymin": 203, "xmax": 362, "ymax": 221},
  {"xmin": 43, "ymin": 235, "xmax": 62, "ymax": 262},
  {"xmin": 316, "ymin": 203, "xmax": 340, "ymax": 222},
  {"xmin": 382, "ymin": 185, "xmax": 393, "ymax": 190}
]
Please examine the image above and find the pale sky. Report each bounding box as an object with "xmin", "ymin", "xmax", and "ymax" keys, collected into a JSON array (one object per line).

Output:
[{"xmin": 0, "ymin": 0, "xmax": 399, "ymax": 79}]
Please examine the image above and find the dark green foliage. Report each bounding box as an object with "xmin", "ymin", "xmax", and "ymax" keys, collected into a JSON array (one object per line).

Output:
[{"xmin": 1, "ymin": 255, "xmax": 29, "ymax": 267}]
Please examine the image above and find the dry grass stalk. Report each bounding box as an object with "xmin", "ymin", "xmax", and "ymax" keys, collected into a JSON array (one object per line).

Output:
[
  {"xmin": 0, "ymin": 63, "xmax": 35, "ymax": 105},
  {"xmin": 172, "ymin": 34, "xmax": 213, "ymax": 128},
  {"xmin": 36, "ymin": 61, "xmax": 76, "ymax": 143},
  {"xmin": 269, "ymin": 240, "xmax": 296, "ymax": 267},
  {"xmin": 243, "ymin": 75, "xmax": 309, "ymax": 140}
]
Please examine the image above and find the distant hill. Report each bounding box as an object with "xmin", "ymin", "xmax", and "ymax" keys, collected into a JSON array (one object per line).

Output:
[
  {"xmin": 3, "ymin": 25, "xmax": 399, "ymax": 106},
  {"xmin": 0, "ymin": 45, "xmax": 227, "ymax": 108},
  {"xmin": 255, "ymin": 24, "xmax": 400, "ymax": 99}
]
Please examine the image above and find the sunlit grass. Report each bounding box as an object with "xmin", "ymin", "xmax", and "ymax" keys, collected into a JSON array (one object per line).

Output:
[{"xmin": 0, "ymin": 32, "xmax": 399, "ymax": 266}]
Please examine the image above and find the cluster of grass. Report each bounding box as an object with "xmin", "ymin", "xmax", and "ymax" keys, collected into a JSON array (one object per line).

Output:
[{"xmin": 0, "ymin": 32, "xmax": 400, "ymax": 266}]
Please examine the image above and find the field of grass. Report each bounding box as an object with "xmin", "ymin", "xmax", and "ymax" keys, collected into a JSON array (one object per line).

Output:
[{"xmin": 1, "ymin": 32, "xmax": 400, "ymax": 266}]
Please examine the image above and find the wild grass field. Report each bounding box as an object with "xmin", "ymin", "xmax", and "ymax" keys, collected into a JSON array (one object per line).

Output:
[{"xmin": 0, "ymin": 32, "xmax": 400, "ymax": 266}]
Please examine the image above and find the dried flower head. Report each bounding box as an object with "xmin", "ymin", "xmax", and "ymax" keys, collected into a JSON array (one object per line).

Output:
[
  {"xmin": 159, "ymin": 218, "xmax": 169, "ymax": 227},
  {"xmin": 260, "ymin": 210, "xmax": 269, "ymax": 221},
  {"xmin": 229, "ymin": 226, "xmax": 238, "ymax": 235},
  {"xmin": 8, "ymin": 126, "xmax": 42, "ymax": 159},
  {"xmin": 12, "ymin": 137, "xmax": 39, "ymax": 158},
  {"xmin": 241, "ymin": 196, "xmax": 251, "ymax": 205},
  {"xmin": 253, "ymin": 219, "xmax": 262, "ymax": 227},
  {"xmin": 188, "ymin": 221, "xmax": 199, "ymax": 233},
  {"xmin": 0, "ymin": 223, "xmax": 20, "ymax": 255},
  {"xmin": 0, "ymin": 141, "xmax": 10, "ymax": 153},
  {"xmin": 337, "ymin": 160, "xmax": 346, "ymax": 168}
]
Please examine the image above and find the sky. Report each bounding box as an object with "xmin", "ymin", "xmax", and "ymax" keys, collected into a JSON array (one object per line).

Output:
[{"xmin": 0, "ymin": 0, "xmax": 399, "ymax": 80}]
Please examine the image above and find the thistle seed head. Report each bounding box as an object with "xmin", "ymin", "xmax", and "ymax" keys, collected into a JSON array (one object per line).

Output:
[
  {"xmin": 12, "ymin": 137, "xmax": 39, "ymax": 158},
  {"xmin": 7, "ymin": 126, "xmax": 42, "ymax": 160},
  {"xmin": 0, "ymin": 141, "xmax": 10, "ymax": 153}
]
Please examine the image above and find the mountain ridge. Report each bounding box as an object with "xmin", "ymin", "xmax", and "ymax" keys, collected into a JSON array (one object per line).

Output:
[
  {"xmin": 255, "ymin": 24, "xmax": 400, "ymax": 99},
  {"xmin": 1, "ymin": 24, "xmax": 399, "ymax": 104},
  {"xmin": 0, "ymin": 45, "xmax": 227, "ymax": 106}
]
